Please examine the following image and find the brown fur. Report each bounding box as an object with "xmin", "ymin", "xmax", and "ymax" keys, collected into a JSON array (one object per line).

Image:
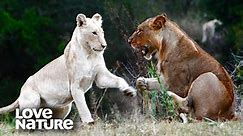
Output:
[{"xmin": 128, "ymin": 14, "xmax": 235, "ymax": 120}]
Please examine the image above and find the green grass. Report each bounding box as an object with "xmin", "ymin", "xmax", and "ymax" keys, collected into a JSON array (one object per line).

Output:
[
  {"xmin": 0, "ymin": 113, "xmax": 15, "ymax": 127},
  {"xmin": 144, "ymin": 62, "xmax": 177, "ymax": 119}
]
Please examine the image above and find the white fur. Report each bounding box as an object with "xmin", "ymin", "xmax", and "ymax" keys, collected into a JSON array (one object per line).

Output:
[
  {"xmin": 0, "ymin": 13, "xmax": 136, "ymax": 123},
  {"xmin": 202, "ymin": 19, "xmax": 222, "ymax": 43}
]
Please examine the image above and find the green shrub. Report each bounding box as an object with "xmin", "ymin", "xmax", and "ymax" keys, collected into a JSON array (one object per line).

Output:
[
  {"xmin": 145, "ymin": 62, "xmax": 177, "ymax": 120},
  {"xmin": 0, "ymin": 113, "xmax": 15, "ymax": 127}
]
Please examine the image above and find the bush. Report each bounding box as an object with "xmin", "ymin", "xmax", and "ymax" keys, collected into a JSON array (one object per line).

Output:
[{"xmin": 141, "ymin": 62, "xmax": 177, "ymax": 120}]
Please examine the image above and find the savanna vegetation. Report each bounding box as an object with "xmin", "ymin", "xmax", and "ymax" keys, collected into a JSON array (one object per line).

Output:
[{"xmin": 0, "ymin": 0, "xmax": 242, "ymax": 135}]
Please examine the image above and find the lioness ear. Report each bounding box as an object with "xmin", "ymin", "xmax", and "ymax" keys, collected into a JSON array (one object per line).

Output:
[
  {"xmin": 161, "ymin": 13, "xmax": 167, "ymax": 17},
  {"xmin": 149, "ymin": 15, "xmax": 166, "ymax": 30},
  {"xmin": 92, "ymin": 13, "xmax": 102, "ymax": 25},
  {"xmin": 76, "ymin": 13, "xmax": 87, "ymax": 27}
]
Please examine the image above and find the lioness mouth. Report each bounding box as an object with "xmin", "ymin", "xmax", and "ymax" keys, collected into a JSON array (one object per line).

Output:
[
  {"xmin": 137, "ymin": 45, "xmax": 157, "ymax": 60},
  {"xmin": 93, "ymin": 48, "xmax": 103, "ymax": 52},
  {"xmin": 141, "ymin": 46, "xmax": 149, "ymax": 56}
]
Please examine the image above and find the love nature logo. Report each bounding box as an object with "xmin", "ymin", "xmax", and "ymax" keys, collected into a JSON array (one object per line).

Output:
[{"xmin": 15, "ymin": 108, "xmax": 73, "ymax": 130}]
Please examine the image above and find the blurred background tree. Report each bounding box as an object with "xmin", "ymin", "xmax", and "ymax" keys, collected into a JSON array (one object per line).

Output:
[{"xmin": 0, "ymin": 0, "xmax": 242, "ymax": 120}]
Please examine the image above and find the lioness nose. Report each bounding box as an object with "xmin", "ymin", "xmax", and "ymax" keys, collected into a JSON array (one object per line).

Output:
[{"xmin": 101, "ymin": 44, "xmax": 106, "ymax": 48}]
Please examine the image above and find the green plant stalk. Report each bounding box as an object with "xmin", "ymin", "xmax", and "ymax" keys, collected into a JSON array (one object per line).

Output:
[
  {"xmin": 151, "ymin": 90, "xmax": 157, "ymax": 117},
  {"xmin": 147, "ymin": 61, "xmax": 176, "ymax": 118}
]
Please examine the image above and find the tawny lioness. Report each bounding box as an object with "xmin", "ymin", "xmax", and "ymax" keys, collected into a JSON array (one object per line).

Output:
[{"xmin": 128, "ymin": 13, "xmax": 235, "ymax": 121}]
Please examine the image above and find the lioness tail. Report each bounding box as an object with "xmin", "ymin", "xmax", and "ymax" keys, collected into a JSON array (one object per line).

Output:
[{"xmin": 0, "ymin": 99, "xmax": 19, "ymax": 114}]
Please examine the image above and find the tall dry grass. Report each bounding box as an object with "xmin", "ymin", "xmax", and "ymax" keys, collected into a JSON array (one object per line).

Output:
[{"xmin": 1, "ymin": 119, "xmax": 242, "ymax": 136}]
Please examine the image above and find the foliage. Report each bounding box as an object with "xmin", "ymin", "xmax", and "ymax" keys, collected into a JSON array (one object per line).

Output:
[
  {"xmin": 235, "ymin": 61, "xmax": 243, "ymax": 87},
  {"xmin": 232, "ymin": 55, "xmax": 243, "ymax": 95},
  {"xmin": 0, "ymin": 1, "xmax": 62, "ymax": 108},
  {"xmin": 0, "ymin": 113, "xmax": 15, "ymax": 127},
  {"xmin": 146, "ymin": 62, "xmax": 177, "ymax": 119}
]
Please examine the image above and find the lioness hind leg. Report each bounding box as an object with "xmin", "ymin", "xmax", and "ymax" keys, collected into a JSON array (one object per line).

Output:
[
  {"xmin": 51, "ymin": 104, "xmax": 72, "ymax": 119},
  {"xmin": 188, "ymin": 72, "xmax": 234, "ymax": 120},
  {"xmin": 18, "ymin": 88, "xmax": 41, "ymax": 111},
  {"xmin": 168, "ymin": 72, "xmax": 234, "ymax": 120}
]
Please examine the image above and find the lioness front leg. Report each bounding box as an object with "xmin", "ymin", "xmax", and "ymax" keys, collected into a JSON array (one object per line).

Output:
[
  {"xmin": 136, "ymin": 77, "xmax": 164, "ymax": 91},
  {"xmin": 95, "ymin": 66, "xmax": 136, "ymax": 97},
  {"xmin": 71, "ymin": 84, "xmax": 94, "ymax": 123}
]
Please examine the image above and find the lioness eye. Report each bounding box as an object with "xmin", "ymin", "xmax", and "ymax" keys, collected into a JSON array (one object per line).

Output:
[{"xmin": 92, "ymin": 32, "xmax": 97, "ymax": 35}]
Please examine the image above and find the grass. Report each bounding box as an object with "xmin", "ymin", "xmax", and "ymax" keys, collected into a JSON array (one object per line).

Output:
[
  {"xmin": 0, "ymin": 119, "xmax": 242, "ymax": 136},
  {"xmin": 1, "ymin": 60, "xmax": 242, "ymax": 136}
]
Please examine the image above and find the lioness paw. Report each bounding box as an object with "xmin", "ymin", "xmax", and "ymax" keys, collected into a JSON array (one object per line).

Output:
[
  {"xmin": 136, "ymin": 77, "xmax": 148, "ymax": 91},
  {"xmin": 123, "ymin": 86, "xmax": 137, "ymax": 97},
  {"xmin": 167, "ymin": 91, "xmax": 174, "ymax": 96}
]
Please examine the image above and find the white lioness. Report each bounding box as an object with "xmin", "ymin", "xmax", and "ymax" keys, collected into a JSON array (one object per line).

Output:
[
  {"xmin": 201, "ymin": 19, "xmax": 222, "ymax": 43},
  {"xmin": 0, "ymin": 13, "xmax": 136, "ymax": 123}
]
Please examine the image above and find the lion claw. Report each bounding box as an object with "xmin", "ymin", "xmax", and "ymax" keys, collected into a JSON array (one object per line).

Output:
[
  {"xmin": 123, "ymin": 86, "xmax": 137, "ymax": 97},
  {"xmin": 136, "ymin": 77, "xmax": 148, "ymax": 91}
]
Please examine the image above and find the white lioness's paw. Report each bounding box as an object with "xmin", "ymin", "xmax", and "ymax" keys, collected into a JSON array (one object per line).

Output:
[
  {"xmin": 136, "ymin": 77, "xmax": 148, "ymax": 91},
  {"xmin": 123, "ymin": 86, "xmax": 137, "ymax": 97},
  {"xmin": 82, "ymin": 117, "xmax": 94, "ymax": 124}
]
